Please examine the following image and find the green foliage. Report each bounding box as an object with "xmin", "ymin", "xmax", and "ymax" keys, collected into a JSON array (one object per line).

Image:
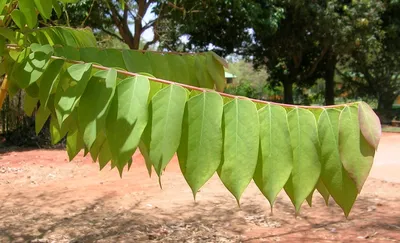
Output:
[
  {"xmin": 339, "ymin": 105, "xmax": 375, "ymax": 192},
  {"xmin": 145, "ymin": 84, "xmax": 187, "ymax": 178},
  {"xmin": 106, "ymin": 76, "xmax": 150, "ymax": 174},
  {"xmin": 0, "ymin": 2, "xmax": 384, "ymax": 217},
  {"xmin": 218, "ymin": 98, "xmax": 259, "ymax": 203},
  {"xmin": 254, "ymin": 104, "xmax": 292, "ymax": 208},
  {"xmin": 284, "ymin": 108, "xmax": 320, "ymax": 213},
  {"xmin": 318, "ymin": 108, "xmax": 358, "ymax": 217},
  {"xmin": 52, "ymin": 46, "xmax": 227, "ymax": 92},
  {"xmin": 178, "ymin": 92, "xmax": 224, "ymax": 198},
  {"xmin": 2, "ymin": 42, "xmax": 382, "ymax": 216}
]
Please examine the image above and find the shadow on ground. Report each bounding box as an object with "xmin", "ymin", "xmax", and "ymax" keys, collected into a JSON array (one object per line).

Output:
[{"xmin": 1, "ymin": 189, "xmax": 399, "ymax": 243}]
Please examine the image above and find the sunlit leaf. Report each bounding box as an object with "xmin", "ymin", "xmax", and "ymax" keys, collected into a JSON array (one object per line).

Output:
[
  {"xmin": 55, "ymin": 63, "xmax": 92, "ymax": 126},
  {"xmin": 39, "ymin": 59, "xmax": 64, "ymax": 108},
  {"xmin": 19, "ymin": 0, "xmax": 38, "ymax": 29},
  {"xmin": 285, "ymin": 107, "xmax": 320, "ymax": 213},
  {"xmin": 339, "ymin": 105, "xmax": 375, "ymax": 192},
  {"xmin": 254, "ymin": 104, "xmax": 292, "ymax": 208},
  {"xmin": 318, "ymin": 108, "xmax": 358, "ymax": 217},
  {"xmin": 178, "ymin": 92, "xmax": 223, "ymax": 198},
  {"xmin": 218, "ymin": 98, "xmax": 259, "ymax": 203},
  {"xmin": 146, "ymin": 84, "xmax": 187, "ymax": 178},
  {"xmin": 78, "ymin": 69, "xmax": 117, "ymax": 149},
  {"xmin": 106, "ymin": 76, "xmax": 150, "ymax": 173},
  {"xmin": 358, "ymin": 102, "xmax": 381, "ymax": 150}
]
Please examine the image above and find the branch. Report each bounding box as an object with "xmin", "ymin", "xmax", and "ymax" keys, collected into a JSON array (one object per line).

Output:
[
  {"xmin": 81, "ymin": 0, "xmax": 96, "ymax": 27},
  {"xmin": 303, "ymin": 45, "xmax": 330, "ymax": 79},
  {"xmin": 166, "ymin": 1, "xmax": 185, "ymax": 12},
  {"xmin": 142, "ymin": 19, "xmax": 156, "ymax": 33},
  {"xmin": 100, "ymin": 27, "xmax": 124, "ymax": 42},
  {"xmin": 143, "ymin": 33, "xmax": 159, "ymax": 50},
  {"xmin": 6, "ymin": 44, "xmax": 358, "ymax": 110}
]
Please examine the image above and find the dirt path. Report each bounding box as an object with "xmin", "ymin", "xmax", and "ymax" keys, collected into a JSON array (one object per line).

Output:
[{"xmin": 0, "ymin": 133, "xmax": 399, "ymax": 243}]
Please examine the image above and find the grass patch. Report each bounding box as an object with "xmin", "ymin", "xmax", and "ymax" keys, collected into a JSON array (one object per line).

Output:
[{"xmin": 382, "ymin": 125, "xmax": 400, "ymax": 133}]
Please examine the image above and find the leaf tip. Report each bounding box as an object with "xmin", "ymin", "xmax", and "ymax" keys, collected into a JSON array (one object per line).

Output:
[
  {"xmin": 158, "ymin": 176, "xmax": 163, "ymax": 190},
  {"xmin": 236, "ymin": 198, "xmax": 241, "ymax": 208}
]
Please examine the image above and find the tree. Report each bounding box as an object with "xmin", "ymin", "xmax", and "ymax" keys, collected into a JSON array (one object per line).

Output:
[
  {"xmin": 161, "ymin": 0, "xmax": 384, "ymax": 105},
  {"xmin": 62, "ymin": 0, "xmax": 164, "ymax": 50},
  {"xmin": 0, "ymin": 0, "xmax": 382, "ymax": 217},
  {"xmin": 338, "ymin": 0, "xmax": 400, "ymax": 117}
]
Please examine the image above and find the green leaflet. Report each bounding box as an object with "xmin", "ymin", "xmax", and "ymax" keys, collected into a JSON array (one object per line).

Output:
[
  {"xmin": 306, "ymin": 190, "xmax": 314, "ymax": 207},
  {"xmin": 99, "ymin": 49, "xmax": 126, "ymax": 70},
  {"xmin": 305, "ymin": 180, "xmax": 330, "ymax": 207},
  {"xmin": 55, "ymin": 28, "xmax": 79, "ymax": 47},
  {"xmin": 318, "ymin": 108, "xmax": 357, "ymax": 217},
  {"xmin": 98, "ymin": 140, "xmax": 112, "ymax": 170},
  {"xmin": 35, "ymin": 105, "xmax": 51, "ymax": 135},
  {"xmin": 195, "ymin": 55, "xmax": 214, "ymax": 89},
  {"xmin": 106, "ymin": 76, "xmax": 150, "ymax": 174},
  {"xmin": 316, "ymin": 179, "xmax": 330, "ymax": 206},
  {"xmin": 80, "ymin": 47, "xmax": 101, "ymax": 64},
  {"xmin": 28, "ymin": 27, "xmax": 97, "ymax": 48},
  {"xmin": 358, "ymin": 102, "xmax": 381, "ymax": 150},
  {"xmin": 39, "ymin": 59, "xmax": 64, "ymax": 108},
  {"xmin": 206, "ymin": 52, "xmax": 225, "ymax": 92},
  {"xmin": 146, "ymin": 84, "xmax": 187, "ymax": 177},
  {"xmin": 78, "ymin": 69, "xmax": 117, "ymax": 149},
  {"xmin": 254, "ymin": 104, "xmax": 292, "ymax": 207},
  {"xmin": 285, "ymin": 107, "xmax": 320, "ymax": 213},
  {"xmin": 11, "ymin": 9, "xmax": 27, "ymax": 29},
  {"xmin": 52, "ymin": 0, "xmax": 62, "ymax": 18},
  {"xmin": 66, "ymin": 114, "xmax": 84, "ymax": 161},
  {"xmin": 139, "ymin": 140, "xmax": 152, "ymax": 177},
  {"xmin": 0, "ymin": 36, "xmax": 4, "ymax": 57},
  {"xmin": 148, "ymin": 80, "xmax": 163, "ymax": 103},
  {"xmin": 19, "ymin": 0, "xmax": 37, "ymax": 29},
  {"xmin": 339, "ymin": 105, "xmax": 375, "ymax": 193},
  {"xmin": 218, "ymin": 98, "xmax": 259, "ymax": 203},
  {"xmin": 177, "ymin": 92, "xmax": 224, "ymax": 198},
  {"xmin": 147, "ymin": 52, "xmax": 170, "ymax": 79},
  {"xmin": 55, "ymin": 63, "xmax": 92, "ymax": 126},
  {"xmin": 0, "ymin": 0, "xmax": 7, "ymax": 13},
  {"xmin": 89, "ymin": 131, "xmax": 106, "ymax": 162},
  {"xmin": 185, "ymin": 55, "xmax": 200, "ymax": 87},
  {"xmin": 24, "ymin": 94, "xmax": 38, "ymax": 116},
  {"xmin": 10, "ymin": 48, "xmax": 51, "ymax": 89},
  {"xmin": 54, "ymin": 46, "xmax": 80, "ymax": 60},
  {"xmin": 50, "ymin": 114, "xmax": 68, "ymax": 145},
  {"xmin": 167, "ymin": 55, "xmax": 190, "ymax": 85},
  {"xmin": 122, "ymin": 50, "xmax": 153, "ymax": 74},
  {"xmin": 34, "ymin": 0, "xmax": 53, "ymax": 19},
  {"xmin": 0, "ymin": 27, "xmax": 16, "ymax": 43}
]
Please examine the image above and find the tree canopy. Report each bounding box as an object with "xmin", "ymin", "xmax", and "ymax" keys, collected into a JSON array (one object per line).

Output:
[
  {"xmin": 338, "ymin": 0, "xmax": 400, "ymax": 116},
  {"xmin": 159, "ymin": 0, "xmax": 390, "ymax": 106}
]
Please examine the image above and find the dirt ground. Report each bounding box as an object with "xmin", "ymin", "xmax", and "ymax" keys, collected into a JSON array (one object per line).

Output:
[{"xmin": 0, "ymin": 133, "xmax": 399, "ymax": 243}]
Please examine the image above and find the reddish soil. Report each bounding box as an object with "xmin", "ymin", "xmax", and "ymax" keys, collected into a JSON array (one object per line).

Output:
[{"xmin": 0, "ymin": 133, "xmax": 399, "ymax": 243}]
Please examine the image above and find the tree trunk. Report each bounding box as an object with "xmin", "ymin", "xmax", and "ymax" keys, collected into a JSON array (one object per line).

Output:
[
  {"xmin": 283, "ymin": 81, "xmax": 294, "ymax": 104},
  {"xmin": 377, "ymin": 93, "xmax": 397, "ymax": 124},
  {"xmin": 324, "ymin": 54, "xmax": 337, "ymax": 105},
  {"xmin": 378, "ymin": 94, "xmax": 396, "ymax": 110}
]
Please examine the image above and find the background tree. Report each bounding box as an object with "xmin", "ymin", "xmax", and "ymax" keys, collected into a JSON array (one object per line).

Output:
[
  {"xmin": 63, "ymin": 0, "xmax": 162, "ymax": 50},
  {"xmin": 161, "ymin": 0, "xmax": 384, "ymax": 105},
  {"xmin": 338, "ymin": 0, "xmax": 400, "ymax": 119}
]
